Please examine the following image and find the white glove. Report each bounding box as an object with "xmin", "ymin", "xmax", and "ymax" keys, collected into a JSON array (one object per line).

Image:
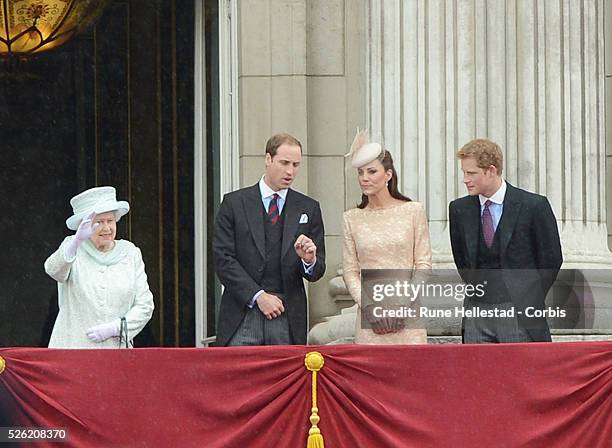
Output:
[
  {"xmin": 86, "ymin": 320, "xmax": 121, "ymax": 343},
  {"xmin": 64, "ymin": 211, "xmax": 98, "ymax": 259}
]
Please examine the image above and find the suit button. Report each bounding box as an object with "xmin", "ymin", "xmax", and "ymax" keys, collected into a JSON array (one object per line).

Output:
[{"xmin": 258, "ymin": 267, "xmax": 264, "ymax": 272}]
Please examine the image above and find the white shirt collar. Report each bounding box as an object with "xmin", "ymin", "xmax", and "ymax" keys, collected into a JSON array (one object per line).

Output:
[
  {"xmin": 259, "ymin": 176, "xmax": 288, "ymax": 200},
  {"xmin": 479, "ymin": 179, "xmax": 506, "ymax": 206}
]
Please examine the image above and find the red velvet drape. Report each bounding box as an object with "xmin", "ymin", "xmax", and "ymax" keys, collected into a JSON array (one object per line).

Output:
[{"xmin": 0, "ymin": 342, "xmax": 610, "ymax": 447}]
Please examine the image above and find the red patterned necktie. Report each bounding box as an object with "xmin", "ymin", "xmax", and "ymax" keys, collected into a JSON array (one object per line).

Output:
[
  {"xmin": 482, "ymin": 200, "xmax": 495, "ymax": 247},
  {"xmin": 268, "ymin": 193, "xmax": 280, "ymax": 225}
]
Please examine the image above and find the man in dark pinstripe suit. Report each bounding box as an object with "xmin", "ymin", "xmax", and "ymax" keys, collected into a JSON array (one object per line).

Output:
[{"xmin": 213, "ymin": 134, "xmax": 326, "ymax": 346}]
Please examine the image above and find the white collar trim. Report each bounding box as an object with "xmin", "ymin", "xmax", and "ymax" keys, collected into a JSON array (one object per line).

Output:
[
  {"xmin": 479, "ymin": 179, "xmax": 506, "ymax": 205},
  {"xmin": 259, "ymin": 176, "xmax": 288, "ymax": 200}
]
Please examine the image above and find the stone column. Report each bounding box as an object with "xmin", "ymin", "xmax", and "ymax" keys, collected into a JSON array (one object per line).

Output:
[
  {"xmin": 366, "ymin": 0, "xmax": 612, "ymax": 268},
  {"xmin": 237, "ymin": 0, "xmax": 309, "ymax": 190}
]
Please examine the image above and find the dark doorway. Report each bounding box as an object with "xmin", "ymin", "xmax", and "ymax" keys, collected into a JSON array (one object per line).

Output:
[{"xmin": 0, "ymin": 0, "xmax": 205, "ymax": 347}]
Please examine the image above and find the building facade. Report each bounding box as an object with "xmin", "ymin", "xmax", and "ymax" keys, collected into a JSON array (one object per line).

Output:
[{"xmin": 208, "ymin": 0, "xmax": 612, "ymax": 344}]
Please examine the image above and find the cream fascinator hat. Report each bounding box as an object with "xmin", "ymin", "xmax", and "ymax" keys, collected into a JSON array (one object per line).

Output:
[
  {"xmin": 344, "ymin": 128, "xmax": 384, "ymax": 168},
  {"xmin": 66, "ymin": 186, "xmax": 130, "ymax": 230}
]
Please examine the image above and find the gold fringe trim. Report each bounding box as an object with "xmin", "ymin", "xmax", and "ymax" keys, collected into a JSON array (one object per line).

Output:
[
  {"xmin": 0, "ymin": 356, "xmax": 5, "ymax": 375},
  {"xmin": 305, "ymin": 351, "xmax": 325, "ymax": 448}
]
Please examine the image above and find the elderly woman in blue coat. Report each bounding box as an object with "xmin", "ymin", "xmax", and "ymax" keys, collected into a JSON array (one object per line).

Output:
[{"xmin": 44, "ymin": 186, "xmax": 154, "ymax": 348}]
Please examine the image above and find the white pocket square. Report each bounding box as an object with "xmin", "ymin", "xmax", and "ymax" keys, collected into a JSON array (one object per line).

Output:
[{"xmin": 299, "ymin": 213, "xmax": 308, "ymax": 224}]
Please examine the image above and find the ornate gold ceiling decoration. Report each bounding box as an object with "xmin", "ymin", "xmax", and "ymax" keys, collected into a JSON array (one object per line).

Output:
[{"xmin": 0, "ymin": 0, "xmax": 111, "ymax": 55}]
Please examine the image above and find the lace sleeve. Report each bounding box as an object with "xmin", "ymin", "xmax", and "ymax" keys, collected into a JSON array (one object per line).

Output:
[{"xmin": 342, "ymin": 212, "xmax": 362, "ymax": 307}]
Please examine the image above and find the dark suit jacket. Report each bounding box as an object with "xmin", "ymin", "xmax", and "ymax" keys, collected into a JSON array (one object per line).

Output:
[
  {"xmin": 449, "ymin": 182, "xmax": 563, "ymax": 341},
  {"xmin": 213, "ymin": 184, "xmax": 326, "ymax": 346}
]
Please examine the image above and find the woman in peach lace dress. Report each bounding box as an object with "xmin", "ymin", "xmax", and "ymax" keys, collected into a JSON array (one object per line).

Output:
[{"xmin": 343, "ymin": 130, "xmax": 432, "ymax": 344}]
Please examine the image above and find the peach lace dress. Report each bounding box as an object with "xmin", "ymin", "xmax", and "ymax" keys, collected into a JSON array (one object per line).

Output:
[{"xmin": 342, "ymin": 201, "xmax": 432, "ymax": 344}]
